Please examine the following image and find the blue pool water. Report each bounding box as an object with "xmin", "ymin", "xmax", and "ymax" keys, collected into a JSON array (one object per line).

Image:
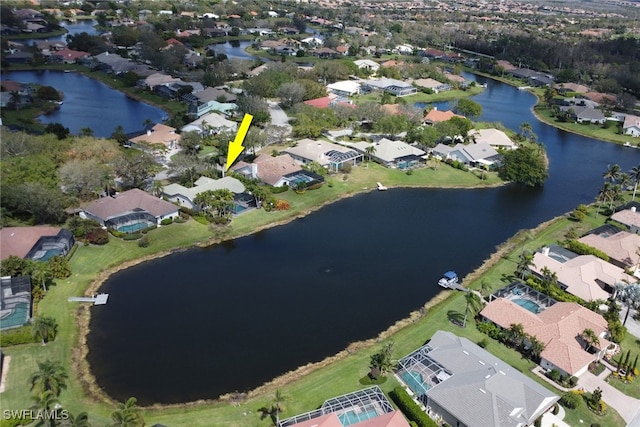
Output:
[
  {"xmin": 401, "ymin": 371, "xmax": 430, "ymax": 394},
  {"xmin": 338, "ymin": 407, "xmax": 379, "ymax": 426},
  {"xmin": 513, "ymin": 298, "xmax": 541, "ymax": 314},
  {"xmin": 118, "ymin": 223, "xmax": 149, "ymax": 233},
  {"xmin": 38, "ymin": 249, "xmax": 62, "ymax": 261},
  {"xmin": 0, "ymin": 302, "xmax": 30, "ymax": 329}
]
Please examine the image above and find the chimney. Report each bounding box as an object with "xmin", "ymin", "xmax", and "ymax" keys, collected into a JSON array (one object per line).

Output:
[
  {"xmin": 542, "ymin": 247, "xmax": 550, "ymax": 257},
  {"xmin": 632, "ymin": 206, "xmax": 637, "ymax": 213},
  {"xmin": 147, "ymin": 130, "xmax": 152, "ymax": 136},
  {"xmin": 251, "ymin": 163, "xmax": 258, "ymax": 179}
]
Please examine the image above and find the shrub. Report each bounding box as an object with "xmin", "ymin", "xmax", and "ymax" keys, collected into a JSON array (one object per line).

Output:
[
  {"xmin": 270, "ymin": 185, "xmax": 289, "ymax": 194},
  {"xmin": 406, "ymin": 169, "xmax": 413, "ymax": 175},
  {"xmin": 560, "ymin": 392, "xmax": 581, "ymax": 409},
  {"xmin": 86, "ymin": 228, "xmax": 109, "ymax": 245},
  {"xmin": 341, "ymin": 162, "xmax": 352, "ymax": 173},
  {"xmin": 358, "ymin": 373, "xmax": 387, "ymax": 385},
  {"xmin": 138, "ymin": 235, "xmax": 150, "ymax": 248},
  {"xmin": 160, "ymin": 217, "xmax": 173, "ymax": 226},
  {"xmin": 275, "ymin": 200, "xmax": 290, "ymax": 210},
  {"xmin": 568, "ymin": 376, "xmax": 578, "ymax": 387},
  {"xmin": 109, "ymin": 229, "xmax": 125, "ymax": 238},
  {"xmin": 307, "ymin": 182, "xmax": 323, "ymax": 190},
  {"xmin": 389, "ymin": 387, "xmax": 439, "ymax": 427},
  {"xmin": 179, "ymin": 206, "xmax": 197, "ymax": 217},
  {"xmin": 174, "ymin": 216, "xmax": 186, "ymax": 223},
  {"xmin": 552, "ymin": 404, "xmax": 559, "ymax": 415},
  {"xmin": 0, "ymin": 325, "xmax": 38, "ymax": 346},
  {"xmin": 193, "ymin": 215, "xmax": 209, "ymax": 225},
  {"xmin": 123, "ymin": 233, "xmax": 142, "ymax": 240},
  {"xmin": 211, "ymin": 216, "xmax": 231, "ymax": 225},
  {"xmin": 564, "ymin": 240, "xmax": 609, "ymax": 261}
]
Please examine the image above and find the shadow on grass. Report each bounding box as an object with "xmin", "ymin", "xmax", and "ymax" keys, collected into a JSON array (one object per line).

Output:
[{"xmin": 447, "ymin": 310, "xmax": 465, "ymax": 328}]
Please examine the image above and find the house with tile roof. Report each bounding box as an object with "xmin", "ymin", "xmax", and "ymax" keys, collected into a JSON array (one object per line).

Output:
[
  {"xmin": 81, "ymin": 189, "xmax": 179, "ymax": 230},
  {"xmin": 278, "ymin": 386, "xmax": 410, "ymax": 427},
  {"xmin": 284, "ymin": 139, "xmax": 362, "ymax": 172},
  {"xmin": 559, "ymin": 106, "xmax": 606, "ymax": 124},
  {"xmin": 481, "ymin": 299, "xmax": 613, "ymax": 377},
  {"xmin": 353, "ymin": 59, "xmax": 380, "ymax": 73},
  {"xmin": 468, "ymin": 128, "xmax": 518, "ymax": 150},
  {"xmin": 579, "ymin": 228, "xmax": 640, "ymax": 273},
  {"xmin": 623, "ymin": 114, "xmax": 640, "ymax": 137},
  {"xmin": 181, "ymin": 112, "xmax": 237, "ymax": 135},
  {"xmin": 396, "ymin": 330, "xmax": 559, "ymax": 427},
  {"xmin": 362, "ymin": 78, "xmax": 417, "ymax": 97},
  {"xmin": 231, "ymin": 154, "xmax": 310, "ymax": 187},
  {"xmin": 529, "ymin": 246, "xmax": 636, "ymax": 301},
  {"xmin": 348, "ymin": 138, "xmax": 426, "ymax": 169},
  {"xmin": 412, "ymin": 78, "xmax": 451, "ymax": 93},
  {"xmin": 50, "ymin": 48, "xmax": 90, "ymax": 64},
  {"xmin": 422, "ymin": 108, "xmax": 464, "ymax": 125},
  {"xmin": 129, "ymin": 123, "xmax": 180, "ymax": 151},
  {"xmin": 0, "ymin": 227, "xmax": 75, "ymax": 262},
  {"xmin": 162, "ymin": 176, "xmax": 246, "ymax": 211},
  {"xmin": 611, "ymin": 206, "xmax": 640, "ymax": 234},
  {"xmin": 432, "ymin": 141, "xmax": 501, "ymax": 168}
]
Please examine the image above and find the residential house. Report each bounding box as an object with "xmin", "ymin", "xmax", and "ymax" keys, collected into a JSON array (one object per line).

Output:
[
  {"xmin": 554, "ymin": 82, "xmax": 590, "ymax": 95},
  {"xmin": 284, "ymin": 139, "xmax": 362, "ymax": 172},
  {"xmin": 559, "ymin": 106, "xmax": 606, "ymax": 124},
  {"xmin": 50, "ymin": 48, "xmax": 90, "ymax": 64},
  {"xmin": 231, "ymin": 154, "xmax": 322, "ymax": 188},
  {"xmin": 300, "ymin": 36, "xmax": 323, "ymax": 48},
  {"xmin": 303, "ymin": 96, "xmax": 353, "ymax": 109},
  {"xmin": 162, "ymin": 176, "xmax": 246, "ymax": 211},
  {"xmin": 394, "ymin": 44, "xmax": 413, "ymax": 55},
  {"xmin": 611, "ymin": 206, "xmax": 640, "ymax": 234},
  {"xmin": 278, "ymin": 386, "xmax": 410, "ymax": 427},
  {"xmin": 349, "ymin": 138, "xmax": 426, "ymax": 169},
  {"xmin": 141, "ymin": 73, "xmax": 182, "ymax": 90},
  {"xmin": 481, "ymin": 296, "xmax": 613, "ymax": 377},
  {"xmin": 432, "ymin": 141, "xmax": 501, "ymax": 169},
  {"xmin": 363, "ymin": 78, "xmax": 417, "ymax": 97},
  {"xmin": 90, "ymin": 52, "xmax": 135, "ymax": 74},
  {"xmin": 584, "ymin": 92, "xmax": 616, "ymax": 106},
  {"xmin": 579, "ymin": 227, "xmax": 640, "ymax": 274},
  {"xmin": 5, "ymin": 52, "xmax": 34, "ymax": 64},
  {"xmin": 0, "ymin": 276, "xmax": 32, "ymax": 331},
  {"xmin": 81, "ymin": 189, "xmax": 180, "ymax": 230},
  {"xmin": 0, "ymin": 227, "xmax": 75, "ymax": 262},
  {"xmin": 129, "ymin": 123, "xmax": 180, "ymax": 151},
  {"xmin": 181, "ymin": 112, "xmax": 237, "ymax": 135},
  {"xmin": 155, "ymin": 81, "xmax": 204, "ymax": 100},
  {"xmin": 353, "ymin": 59, "xmax": 380, "ymax": 73},
  {"xmin": 326, "ymin": 81, "xmax": 361, "ymax": 97},
  {"xmin": 422, "ymin": 108, "xmax": 464, "ymax": 125},
  {"xmin": 623, "ymin": 114, "xmax": 640, "ymax": 137},
  {"xmin": 412, "ymin": 78, "xmax": 451, "ymax": 93},
  {"xmin": 312, "ymin": 47, "xmax": 339, "ymax": 59},
  {"xmin": 530, "ymin": 246, "xmax": 636, "ymax": 301},
  {"xmin": 396, "ymin": 330, "xmax": 559, "ymax": 427},
  {"xmin": 468, "ymin": 128, "xmax": 518, "ymax": 150}
]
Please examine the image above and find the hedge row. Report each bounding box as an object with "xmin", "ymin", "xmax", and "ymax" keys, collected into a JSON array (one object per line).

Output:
[
  {"xmin": 0, "ymin": 325, "xmax": 38, "ymax": 346},
  {"xmin": 389, "ymin": 387, "xmax": 439, "ymax": 427},
  {"xmin": 564, "ymin": 240, "xmax": 609, "ymax": 262}
]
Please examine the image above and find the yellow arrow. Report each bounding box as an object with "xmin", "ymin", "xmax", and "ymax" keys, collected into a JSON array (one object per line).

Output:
[{"xmin": 225, "ymin": 113, "xmax": 253, "ymax": 172}]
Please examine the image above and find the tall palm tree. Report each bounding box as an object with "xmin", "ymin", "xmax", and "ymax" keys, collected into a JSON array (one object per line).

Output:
[
  {"xmin": 150, "ymin": 180, "xmax": 164, "ymax": 197},
  {"xmin": 32, "ymin": 316, "xmax": 58, "ymax": 345},
  {"xmin": 615, "ymin": 282, "xmax": 640, "ymax": 326},
  {"xmin": 364, "ymin": 145, "xmax": 377, "ymax": 163},
  {"xmin": 508, "ymin": 323, "xmax": 525, "ymax": 348},
  {"xmin": 30, "ymin": 262, "xmax": 53, "ymax": 293},
  {"xmin": 629, "ymin": 164, "xmax": 640, "ymax": 201},
  {"xmin": 110, "ymin": 397, "xmax": 144, "ymax": 427},
  {"xmin": 30, "ymin": 390, "xmax": 60, "ymax": 427},
  {"xmin": 479, "ymin": 279, "xmax": 492, "ymax": 299},
  {"xmin": 528, "ymin": 336, "xmax": 545, "ymax": 361},
  {"xmin": 603, "ymin": 164, "xmax": 621, "ymax": 183},
  {"xmin": 29, "ymin": 360, "xmax": 68, "ymax": 397},
  {"xmin": 596, "ymin": 181, "xmax": 612, "ymax": 215},
  {"xmin": 272, "ymin": 389, "xmax": 289, "ymax": 424},
  {"xmin": 61, "ymin": 412, "xmax": 91, "ymax": 427},
  {"xmin": 516, "ymin": 252, "xmax": 535, "ymax": 280},
  {"xmin": 462, "ymin": 291, "xmax": 482, "ymax": 328}
]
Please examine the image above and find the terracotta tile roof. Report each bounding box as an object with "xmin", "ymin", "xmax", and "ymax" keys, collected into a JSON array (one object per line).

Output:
[
  {"xmin": 579, "ymin": 230, "xmax": 640, "ymax": 269},
  {"xmin": 0, "ymin": 226, "xmax": 62, "ymax": 261},
  {"xmin": 252, "ymin": 154, "xmax": 302, "ymax": 186},
  {"xmin": 130, "ymin": 123, "xmax": 180, "ymax": 148},
  {"xmin": 481, "ymin": 300, "xmax": 610, "ymax": 375},
  {"xmin": 288, "ymin": 413, "xmax": 342, "ymax": 427},
  {"xmin": 423, "ymin": 109, "xmax": 463, "ymax": 123},
  {"xmin": 611, "ymin": 208, "xmax": 640, "ymax": 228},
  {"xmin": 83, "ymin": 189, "xmax": 178, "ymax": 222}
]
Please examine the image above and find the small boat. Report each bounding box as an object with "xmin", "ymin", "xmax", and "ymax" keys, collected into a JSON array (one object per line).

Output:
[
  {"xmin": 438, "ymin": 271, "xmax": 459, "ymax": 288},
  {"xmin": 377, "ymin": 182, "xmax": 387, "ymax": 191}
]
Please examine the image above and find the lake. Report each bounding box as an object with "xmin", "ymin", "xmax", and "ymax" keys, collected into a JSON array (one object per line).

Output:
[{"xmin": 87, "ymin": 75, "xmax": 640, "ymax": 404}]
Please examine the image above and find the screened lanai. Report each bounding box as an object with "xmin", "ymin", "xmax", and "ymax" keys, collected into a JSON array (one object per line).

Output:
[
  {"xmin": 278, "ymin": 386, "xmax": 394, "ymax": 427},
  {"xmin": 396, "ymin": 344, "xmax": 452, "ymax": 402},
  {"xmin": 105, "ymin": 209, "xmax": 156, "ymax": 234}
]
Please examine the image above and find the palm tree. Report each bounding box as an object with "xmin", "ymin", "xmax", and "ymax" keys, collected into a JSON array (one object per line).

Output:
[
  {"xmin": 462, "ymin": 291, "xmax": 482, "ymax": 328},
  {"xmin": 272, "ymin": 389, "xmax": 289, "ymax": 424},
  {"xmin": 508, "ymin": 323, "xmax": 525, "ymax": 348},
  {"xmin": 615, "ymin": 282, "xmax": 640, "ymax": 326},
  {"xmin": 32, "ymin": 316, "xmax": 58, "ymax": 345},
  {"xmin": 479, "ymin": 279, "xmax": 492, "ymax": 299},
  {"xmin": 30, "ymin": 262, "xmax": 53, "ymax": 293},
  {"xmin": 581, "ymin": 328, "xmax": 600, "ymax": 352},
  {"xmin": 516, "ymin": 252, "xmax": 535, "ymax": 280},
  {"xmin": 528, "ymin": 336, "xmax": 545, "ymax": 361},
  {"xmin": 519, "ymin": 122, "xmax": 533, "ymax": 141},
  {"xmin": 150, "ymin": 180, "xmax": 164, "ymax": 197},
  {"xmin": 596, "ymin": 182, "xmax": 612, "ymax": 215},
  {"xmin": 110, "ymin": 397, "xmax": 144, "ymax": 427},
  {"xmin": 61, "ymin": 412, "xmax": 91, "ymax": 427},
  {"xmin": 29, "ymin": 360, "xmax": 68, "ymax": 397},
  {"xmin": 364, "ymin": 145, "xmax": 377, "ymax": 163},
  {"xmin": 603, "ymin": 164, "xmax": 621, "ymax": 183},
  {"xmin": 30, "ymin": 390, "xmax": 60, "ymax": 427},
  {"xmin": 369, "ymin": 342, "xmax": 395, "ymax": 377},
  {"xmin": 629, "ymin": 163, "xmax": 640, "ymax": 201}
]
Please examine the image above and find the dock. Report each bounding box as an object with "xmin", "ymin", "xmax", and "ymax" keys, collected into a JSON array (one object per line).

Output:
[
  {"xmin": 68, "ymin": 293, "xmax": 109, "ymax": 305},
  {"xmin": 441, "ymin": 282, "xmax": 467, "ymax": 291}
]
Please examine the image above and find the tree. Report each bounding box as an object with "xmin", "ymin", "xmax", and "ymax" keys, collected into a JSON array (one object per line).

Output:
[
  {"xmin": 59, "ymin": 158, "xmax": 109, "ymax": 200},
  {"xmin": 508, "ymin": 323, "xmax": 525, "ymax": 348},
  {"xmin": 516, "ymin": 251, "xmax": 535, "ymax": 279},
  {"xmin": 603, "ymin": 164, "xmax": 621, "ymax": 184},
  {"xmin": 110, "ymin": 397, "xmax": 144, "ymax": 427},
  {"xmin": 258, "ymin": 389, "xmax": 289, "ymax": 426},
  {"xmin": 528, "ymin": 336, "xmax": 545, "ymax": 361},
  {"xmin": 110, "ymin": 125, "xmax": 129, "ymax": 146},
  {"xmin": 480, "ymin": 279, "xmax": 492, "ymax": 299},
  {"xmin": 168, "ymin": 153, "xmax": 206, "ymax": 187},
  {"xmin": 276, "ymin": 82, "xmax": 305, "ymax": 108},
  {"xmin": 519, "ymin": 122, "xmax": 534, "ymax": 141},
  {"xmin": 581, "ymin": 328, "xmax": 600, "ymax": 352},
  {"xmin": 615, "ymin": 282, "xmax": 640, "ymax": 326},
  {"xmin": 44, "ymin": 123, "xmax": 70, "ymax": 140},
  {"xmin": 194, "ymin": 189, "xmax": 234, "ymax": 219},
  {"xmin": 32, "ymin": 316, "xmax": 59, "ymax": 345},
  {"xmin": 498, "ymin": 146, "xmax": 548, "ymax": 187},
  {"xmin": 113, "ymin": 151, "xmax": 159, "ymax": 189},
  {"xmin": 150, "ymin": 180, "xmax": 164, "ymax": 197},
  {"xmin": 60, "ymin": 411, "xmax": 91, "ymax": 427},
  {"xmin": 369, "ymin": 342, "xmax": 395, "ymax": 379},
  {"xmin": 29, "ymin": 359, "xmax": 68, "ymax": 396},
  {"xmin": 236, "ymin": 95, "xmax": 271, "ymax": 126},
  {"xmin": 462, "ymin": 291, "xmax": 482, "ymax": 328},
  {"xmin": 30, "ymin": 262, "xmax": 53, "ymax": 293},
  {"xmin": 1, "ymin": 255, "xmax": 30, "ymax": 277},
  {"xmin": 364, "ymin": 145, "xmax": 377, "ymax": 163},
  {"xmin": 454, "ymin": 98, "xmax": 482, "ymax": 119},
  {"xmin": 179, "ymin": 131, "xmax": 202, "ymax": 156},
  {"xmin": 30, "ymin": 390, "xmax": 60, "ymax": 427},
  {"xmin": 629, "ymin": 164, "xmax": 640, "ymax": 201}
]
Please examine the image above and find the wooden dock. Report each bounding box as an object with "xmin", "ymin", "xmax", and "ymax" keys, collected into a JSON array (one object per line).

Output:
[{"xmin": 68, "ymin": 293, "xmax": 109, "ymax": 305}]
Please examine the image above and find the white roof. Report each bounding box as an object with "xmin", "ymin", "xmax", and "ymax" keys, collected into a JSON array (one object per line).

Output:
[
  {"xmin": 468, "ymin": 128, "xmax": 516, "ymax": 148},
  {"xmin": 162, "ymin": 176, "xmax": 245, "ymax": 202},
  {"xmin": 354, "ymin": 59, "xmax": 379, "ymax": 68},
  {"xmin": 351, "ymin": 138, "xmax": 425, "ymax": 163},
  {"xmin": 181, "ymin": 112, "xmax": 237, "ymax": 133},
  {"xmin": 326, "ymin": 80, "xmax": 360, "ymax": 95}
]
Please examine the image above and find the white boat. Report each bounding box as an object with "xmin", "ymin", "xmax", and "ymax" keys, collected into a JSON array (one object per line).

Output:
[
  {"xmin": 438, "ymin": 271, "xmax": 459, "ymax": 288},
  {"xmin": 377, "ymin": 182, "xmax": 387, "ymax": 191}
]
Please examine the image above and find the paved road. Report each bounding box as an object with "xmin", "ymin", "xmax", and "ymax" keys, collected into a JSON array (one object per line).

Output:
[
  {"xmin": 578, "ymin": 369, "xmax": 640, "ymax": 425},
  {"xmin": 267, "ymin": 101, "xmax": 292, "ymax": 130}
]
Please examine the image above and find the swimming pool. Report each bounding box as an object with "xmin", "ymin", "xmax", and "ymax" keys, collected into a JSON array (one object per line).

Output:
[
  {"xmin": 338, "ymin": 406, "xmax": 379, "ymax": 426},
  {"xmin": 513, "ymin": 298, "xmax": 541, "ymax": 314},
  {"xmin": 118, "ymin": 222, "xmax": 151, "ymax": 233},
  {"xmin": 401, "ymin": 371, "xmax": 430, "ymax": 394}
]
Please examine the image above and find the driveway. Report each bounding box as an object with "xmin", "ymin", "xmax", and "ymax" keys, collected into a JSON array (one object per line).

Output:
[
  {"xmin": 267, "ymin": 101, "xmax": 292, "ymax": 130},
  {"xmin": 578, "ymin": 370, "xmax": 640, "ymax": 425}
]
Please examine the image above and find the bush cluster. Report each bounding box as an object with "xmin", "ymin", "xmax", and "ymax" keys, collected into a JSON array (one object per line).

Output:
[
  {"xmin": 0, "ymin": 325, "xmax": 39, "ymax": 346},
  {"xmin": 564, "ymin": 240, "xmax": 609, "ymax": 262},
  {"xmin": 86, "ymin": 228, "xmax": 109, "ymax": 245},
  {"xmin": 270, "ymin": 185, "xmax": 289, "ymax": 194},
  {"xmin": 275, "ymin": 200, "xmax": 291, "ymax": 210},
  {"xmin": 138, "ymin": 235, "xmax": 150, "ymax": 248},
  {"xmin": 389, "ymin": 387, "xmax": 439, "ymax": 427},
  {"xmin": 160, "ymin": 217, "xmax": 173, "ymax": 226},
  {"xmin": 122, "ymin": 233, "xmax": 142, "ymax": 241},
  {"xmin": 560, "ymin": 392, "xmax": 582, "ymax": 409}
]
